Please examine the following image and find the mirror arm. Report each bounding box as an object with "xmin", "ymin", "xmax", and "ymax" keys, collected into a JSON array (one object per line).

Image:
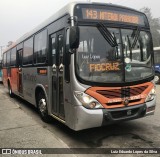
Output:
[{"xmin": 68, "ymin": 16, "xmax": 78, "ymax": 25}]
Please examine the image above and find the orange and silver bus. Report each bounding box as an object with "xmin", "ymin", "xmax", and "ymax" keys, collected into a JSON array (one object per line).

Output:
[{"xmin": 2, "ymin": 2, "xmax": 156, "ymax": 130}]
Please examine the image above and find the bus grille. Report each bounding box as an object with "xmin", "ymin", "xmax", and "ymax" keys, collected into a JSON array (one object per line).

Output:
[
  {"xmin": 111, "ymin": 108, "xmax": 139, "ymax": 119},
  {"xmin": 96, "ymin": 86, "xmax": 148, "ymax": 99}
]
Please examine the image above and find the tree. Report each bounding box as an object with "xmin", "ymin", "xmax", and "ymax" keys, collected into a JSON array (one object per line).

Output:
[{"xmin": 140, "ymin": 7, "xmax": 160, "ymax": 47}]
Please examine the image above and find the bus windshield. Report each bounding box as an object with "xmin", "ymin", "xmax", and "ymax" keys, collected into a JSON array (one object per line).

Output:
[{"xmin": 76, "ymin": 26, "xmax": 154, "ymax": 83}]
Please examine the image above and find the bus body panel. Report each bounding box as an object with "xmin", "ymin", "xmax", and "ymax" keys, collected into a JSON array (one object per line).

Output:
[
  {"xmin": 2, "ymin": 69, "xmax": 8, "ymax": 86},
  {"xmin": 63, "ymin": 53, "xmax": 156, "ymax": 130},
  {"xmin": 85, "ymin": 82, "xmax": 154, "ymax": 109},
  {"xmin": 22, "ymin": 67, "xmax": 49, "ymax": 106},
  {"xmin": 74, "ymin": 106, "xmax": 103, "ymax": 131},
  {"xmin": 10, "ymin": 68, "xmax": 19, "ymax": 93},
  {"xmin": 63, "ymin": 54, "xmax": 89, "ymax": 128},
  {"xmin": 47, "ymin": 15, "xmax": 70, "ymax": 36},
  {"xmin": 66, "ymin": 81, "xmax": 156, "ymax": 130}
]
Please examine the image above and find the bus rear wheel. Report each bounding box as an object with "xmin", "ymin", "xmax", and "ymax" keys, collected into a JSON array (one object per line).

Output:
[
  {"xmin": 8, "ymin": 83, "xmax": 13, "ymax": 97},
  {"xmin": 37, "ymin": 92, "xmax": 52, "ymax": 123}
]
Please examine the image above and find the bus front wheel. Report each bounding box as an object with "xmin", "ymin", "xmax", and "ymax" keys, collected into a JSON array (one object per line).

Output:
[{"xmin": 37, "ymin": 92, "xmax": 51, "ymax": 123}]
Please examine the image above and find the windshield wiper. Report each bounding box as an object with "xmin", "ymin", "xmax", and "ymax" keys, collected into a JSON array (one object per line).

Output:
[
  {"xmin": 127, "ymin": 35, "xmax": 132, "ymax": 60},
  {"xmin": 97, "ymin": 22, "xmax": 118, "ymax": 47},
  {"xmin": 126, "ymin": 27, "xmax": 140, "ymax": 61},
  {"xmin": 131, "ymin": 27, "xmax": 140, "ymax": 48}
]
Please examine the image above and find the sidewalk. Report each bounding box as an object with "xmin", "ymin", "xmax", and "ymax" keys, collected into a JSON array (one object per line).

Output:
[{"xmin": 0, "ymin": 85, "xmax": 76, "ymax": 156}]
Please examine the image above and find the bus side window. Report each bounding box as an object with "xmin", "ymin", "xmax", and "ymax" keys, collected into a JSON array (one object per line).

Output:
[
  {"xmin": 51, "ymin": 37, "xmax": 56, "ymax": 65},
  {"xmin": 16, "ymin": 43, "xmax": 23, "ymax": 67},
  {"xmin": 6, "ymin": 51, "xmax": 10, "ymax": 67},
  {"xmin": 10, "ymin": 47, "xmax": 16, "ymax": 67},
  {"xmin": 58, "ymin": 35, "xmax": 63, "ymax": 65},
  {"xmin": 23, "ymin": 37, "xmax": 33, "ymax": 65},
  {"xmin": 17, "ymin": 49, "xmax": 23, "ymax": 67},
  {"xmin": 3, "ymin": 53, "xmax": 7, "ymax": 67},
  {"xmin": 34, "ymin": 29, "xmax": 47, "ymax": 64}
]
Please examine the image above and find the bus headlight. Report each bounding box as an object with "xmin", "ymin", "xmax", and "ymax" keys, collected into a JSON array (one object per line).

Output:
[
  {"xmin": 74, "ymin": 91, "xmax": 104, "ymax": 109},
  {"xmin": 145, "ymin": 87, "xmax": 156, "ymax": 102}
]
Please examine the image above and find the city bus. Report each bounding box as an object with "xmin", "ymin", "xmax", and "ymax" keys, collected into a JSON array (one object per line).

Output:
[
  {"xmin": 154, "ymin": 47, "xmax": 160, "ymax": 84},
  {"xmin": 0, "ymin": 60, "xmax": 2, "ymax": 82},
  {"xmin": 2, "ymin": 2, "xmax": 156, "ymax": 130}
]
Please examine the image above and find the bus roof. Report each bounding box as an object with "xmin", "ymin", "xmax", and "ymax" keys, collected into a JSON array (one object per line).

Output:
[{"xmin": 4, "ymin": 1, "xmax": 145, "ymax": 52}]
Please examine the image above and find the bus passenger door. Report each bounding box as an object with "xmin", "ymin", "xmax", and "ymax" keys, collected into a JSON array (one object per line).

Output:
[
  {"xmin": 17, "ymin": 49, "xmax": 23, "ymax": 94},
  {"xmin": 51, "ymin": 31, "xmax": 65, "ymax": 119}
]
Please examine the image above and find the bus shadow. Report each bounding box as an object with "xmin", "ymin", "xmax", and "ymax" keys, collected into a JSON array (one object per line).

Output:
[
  {"xmin": 47, "ymin": 117, "xmax": 149, "ymax": 148},
  {"xmin": 12, "ymin": 94, "xmax": 39, "ymax": 116}
]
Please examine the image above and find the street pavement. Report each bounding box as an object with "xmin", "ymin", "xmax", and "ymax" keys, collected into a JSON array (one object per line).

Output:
[
  {"xmin": 0, "ymin": 83, "xmax": 76, "ymax": 157},
  {"xmin": 0, "ymin": 83, "xmax": 160, "ymax": 157}
]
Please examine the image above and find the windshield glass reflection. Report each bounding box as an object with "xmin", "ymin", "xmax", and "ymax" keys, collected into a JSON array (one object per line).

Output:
[{"xmin": 76, "ymin": 26, "xmax": 154, "ymax": 83}]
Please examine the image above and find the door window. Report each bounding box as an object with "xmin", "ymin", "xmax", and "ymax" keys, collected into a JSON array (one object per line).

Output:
[{"xmin": 51, "ymin": 37, "xmax": 56, "ymax": 65}]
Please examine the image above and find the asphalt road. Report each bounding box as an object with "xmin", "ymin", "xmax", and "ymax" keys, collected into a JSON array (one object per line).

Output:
[{"xmin": 0, "ymin": 83, "xmax": 160, "ymax": 157}]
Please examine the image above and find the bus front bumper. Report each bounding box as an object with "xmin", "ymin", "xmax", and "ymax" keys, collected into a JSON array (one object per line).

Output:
[
  {"xmin": 73, "ymin": 98, "xmax": 156, "ymax": 131},
  {"xmin": 102, "ymin": 102, "xmax": 155, "ymax": 125}
]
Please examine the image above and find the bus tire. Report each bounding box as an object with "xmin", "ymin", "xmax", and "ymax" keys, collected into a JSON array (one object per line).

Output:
[
  {"xmin": 155, "ymin": 73, "xmax": 160, "ymax": 84},
  {"xmin": 8, "ymin": 83, "xmax": 14, "ymax": 97},
  {"xmin": 37, "ymin": 91, "xmax": 52, "ymax": 123}
]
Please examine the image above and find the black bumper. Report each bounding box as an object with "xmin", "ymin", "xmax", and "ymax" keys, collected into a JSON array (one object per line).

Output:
[{"xmin": 102, "ymin": 104, "xmax": 147, "ymax": 125}]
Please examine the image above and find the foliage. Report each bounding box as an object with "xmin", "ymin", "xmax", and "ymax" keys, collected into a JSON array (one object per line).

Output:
[{"xmin": 140, "ymin": 7, "xmax": 160, "ymax": 47}]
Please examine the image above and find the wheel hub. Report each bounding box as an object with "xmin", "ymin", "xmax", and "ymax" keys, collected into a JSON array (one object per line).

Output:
[{"xmin": 39, "ymin": 99, "xmax": 46, "ymax": 113}]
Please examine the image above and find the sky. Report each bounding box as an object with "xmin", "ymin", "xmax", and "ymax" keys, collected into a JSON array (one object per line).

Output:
[{"xmin": 0, "ymin": 0, "xmax": 159, "ymax": 53}]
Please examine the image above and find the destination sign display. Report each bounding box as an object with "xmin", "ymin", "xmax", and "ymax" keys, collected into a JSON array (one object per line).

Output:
[
  {"xmin": 89, "ymin": 62, "xmax": 121, "ymax": 72},
  {"xmin": 79, "ymin": 8, "xmax": 145, "ymax": 26}
]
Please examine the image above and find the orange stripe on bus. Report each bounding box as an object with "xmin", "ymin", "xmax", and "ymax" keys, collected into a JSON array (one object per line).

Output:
[{"xmin": 85, "ymin": 82, "xmax": 154, "ymax": 109}]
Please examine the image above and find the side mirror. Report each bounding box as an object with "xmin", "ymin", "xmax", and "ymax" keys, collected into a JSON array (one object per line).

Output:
[{"xmin": 69, "ymin": 26, "xmax": 79, "ymax": 49}]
